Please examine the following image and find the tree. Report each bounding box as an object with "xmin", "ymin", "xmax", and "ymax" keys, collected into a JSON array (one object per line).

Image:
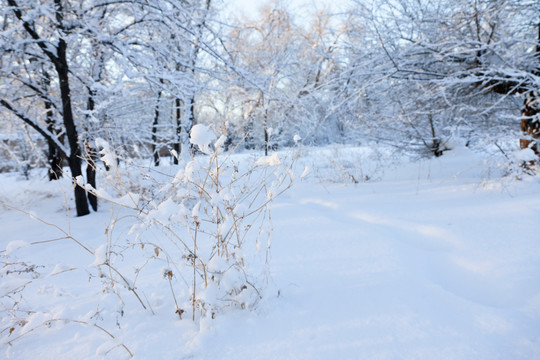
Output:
[
  {"xmin": 172, "ymin": 0, "xmax": 212, "ymax": 162},
  {"xmin": 1, "ymin": 0, "xmax": 210, "ymax": 213},
  {"xmin": 221, "ymin": 4, "xmax": 331, "ymax": 152},
  {"xmin": 1, "ymin": 0, "xmax": 90, "ymax": 216},
  {"xmin": 351, "ymin": 0, "xmax": 540, "ymax": 157}
]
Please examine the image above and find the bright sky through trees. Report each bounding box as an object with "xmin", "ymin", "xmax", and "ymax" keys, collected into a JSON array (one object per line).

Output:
[{"xmin": 227, "ymin": 0, "xmax": 346, "ymax": 20}]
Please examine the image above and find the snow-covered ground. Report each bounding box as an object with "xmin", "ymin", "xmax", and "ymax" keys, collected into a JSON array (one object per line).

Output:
[{"xmin": 1, "ymin": 145, "xmax": 540, "ymax": 359}]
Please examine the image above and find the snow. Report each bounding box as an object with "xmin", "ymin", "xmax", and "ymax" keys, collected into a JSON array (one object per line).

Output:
[
  {"xmin": 190, "ymin": 124, "xmax": 215, "ymax": 155},
  {"xmin": 95, "ymin": 138, "xmax": 117, "ymax": 169},
  {"xmin": 5, "ymin": 240, "xmax": 29, "ymax": 255},
  {"xmin": 91, "ymin": 244, "xmax": 107, "ymax": 266},
  {"xmin": 1, "ymin": 146, "xmax": 540, "ymax": 359},
  {"xmin": 256, "ymin": 152, "xmax": 281, "ymax": 166},
  {"xmin": 514, "ymin": 148, "xmax": 537, "ymax": 162}
]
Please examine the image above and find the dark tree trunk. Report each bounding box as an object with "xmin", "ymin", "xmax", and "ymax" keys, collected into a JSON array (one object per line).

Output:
[
  {"xmin": 56, "ymin": 38, "xmax": 90, "ymax": 216},
  {"xmin": 264, "ymin": 111, "xmax": 269, "ymax": 156},
  {"xmin": 85, "ymin": 89, "xmax": 98, "ymax": 212},
  {"xmin": 45, "ymin": 106, "xmax": 64, "ymax": 180},
  {"xmin": 173, "ymin": 97, "xmax": 182, "ymax": 165},
  {"xmin": 43, "ymin": 71, "xmax": 64, "ymax": 180},
  {"xmin": 520, "ymin": 91, "xmax": 540, "ymax": 156},
  {"xmin": 70, "ymin": 160, "xmax": 90, "ymax": 216},
  {"xmin": 187, "ymin": 95, "xmax": 196, "ymax": 154},
  {"xmin": 188, "ymin": 96, "xmax": 196, "ymax": 130},
  {"xmin": 428, "ymin": 114, "xmax": 443, "ymax": 157},
  {"xmin": 87, "ymin": 169, "xmax": 97, "ymax": 211},
  {"xmin": 173, "ymin": 95, "xmax": 196, "ymax": 161},
  {"xmin": 85, "ymin": 142, "xmax": 98, "ymax": 211},
  {"xmin": 173, "ymin": 93, "xmax": 198, "ymax": 160},
  {"xmin": 259, "ymin": 93, "xmax": 268, "ymax": 156},
  {"xmin": 519, "ymin": 20, "xmax": 540, "ymax": 158},
  {"xmin": 152, "ymin": 87, "xmax": 163, "ymax": 166}
]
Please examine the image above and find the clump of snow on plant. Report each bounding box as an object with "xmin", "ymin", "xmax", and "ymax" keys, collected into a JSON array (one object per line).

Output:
[
  {"xmin": 5, "ymin": 240, "xmax": 29, "ymax": 255},
  {"xmin": 95, "ymin": 138, "xmax": 117, "ymax": 169},
  {"xmin": 514, "ymin": 148, "xmax": 537, "ymax": 162},
  {"xmin": 190, "ymin": 124, "xmax": 215, "ymax": 155},
  {"xmin": 256, "ymin": 153, "xmax": 281, "ymax": 166}
]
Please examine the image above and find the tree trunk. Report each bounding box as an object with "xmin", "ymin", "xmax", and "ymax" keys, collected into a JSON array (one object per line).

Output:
[
  {"xmin": 520, "ymin": 91, "xmax": 540, "ymax": 156},
  {"xmin": 173, "ymin": 92, "xmax": 195, "ymax": 162},
  {"xmin": 56, "ymin": 38, "xmax": 90, "ymax": 216},
  {"xmin": 84, "ymin": 141, "xmax": 98, "ymax": 211},
  {"xmin": 152, "ymin": 87, "xmax": 163, "ymax": 166},
  {"xmin": 86, "ymin": 166, "xmax": 98, "ymax": 211},
  {"xmin": 43, "ymin": 71, "xmax": 64, "ymax": 180},
  {"xmin": 264, "ymin": 110, "xmax": 269, "ymax": 156},
  {"xmin": 172, "ymin": 0, "xmax": 210, "ymax": 161},
  {"xmin": 520, "ymin": 20, "xmax": 540, "ymax": 158},
  {"xmin": 84, "ymin": 90, "xmax": 99, "ymax": 211},
  {"xmin": 188, "ymin": 95, "xmax": 196, "ymax": 131},
  {"xmin": 187, "ymin": 95, "xmax": 196, "ymax": 155},
  {"xmin": 173, "ymin": 97, "xmax": 182, "ymax": 165},
  {"xmin": 46, "ymin": 113, "xmax": 64, "ymax": 180},
  {"xmin": 428, "ymin": 114, "xmax": 443, "ymax": 157}
]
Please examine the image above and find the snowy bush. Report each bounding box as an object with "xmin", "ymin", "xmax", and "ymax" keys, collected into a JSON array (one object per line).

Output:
[
  {"xmin": 304, "ymin": 144, "xmax": 391, "ymax": 184},
  {"xmin": 97, "ymin": 124, "xmax": 296, "ymax": 321},
  {"xmin": 0, "ymin": 126, "xmax": 296, "ymax": 359}
]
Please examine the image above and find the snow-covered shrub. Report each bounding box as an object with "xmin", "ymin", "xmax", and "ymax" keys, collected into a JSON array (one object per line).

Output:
[
  {"xmin": 92, "ymin": 124, "xmax": 296, "ymax": 321},
  {"xmin": 0, "ymin": 125, "xmax": 296, "ymax": 354},
  {"xmin": 130, "ymin": 124, "xmax": 294, "ymax": 319},
  {"xmin": 0, "ymin": 133, "xmax": 47, "ymax": 177},
  {"xmin": 305, "ymin": 144, "xmax": 390, "ymax": 184},
  {"xmin": 495, "ymin": 144, "xmax": 538, "ymax": 180}
]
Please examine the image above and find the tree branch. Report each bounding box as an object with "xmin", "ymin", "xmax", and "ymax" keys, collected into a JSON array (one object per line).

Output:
[
  {"xmin": 0, "ymin": 98, "xmax": 68, "ymax": 159},
  {"xmin": 6, "ymin": 0, "xmax": 59, "ymax": 65}
]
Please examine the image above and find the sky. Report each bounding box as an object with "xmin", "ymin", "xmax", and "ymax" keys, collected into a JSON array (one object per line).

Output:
[{"xmin": 227, "ymin": 0, "xmax": 348, "ymax": 20}]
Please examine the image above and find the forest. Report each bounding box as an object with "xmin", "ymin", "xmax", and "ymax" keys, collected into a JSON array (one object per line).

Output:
[
  {"xmin": 1, "ymin": 0, "xmax": 538, "ymax": 214},
  {"xmin": 0, "ymin": 1, "xmax": 539, "ymax": 359}
]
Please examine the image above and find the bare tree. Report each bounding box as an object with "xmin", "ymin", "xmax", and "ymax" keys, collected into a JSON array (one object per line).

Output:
[
  {"xmin": 351, "ymin": 0, "xmax": 540, "ymax": 157},
  {"xmin": 1, "ymin": 0, "xmax": 90, "ymax": 216}
]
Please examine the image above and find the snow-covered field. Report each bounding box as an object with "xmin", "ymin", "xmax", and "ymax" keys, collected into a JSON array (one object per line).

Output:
[{"xmin": 1, "ymin": 145, "xmax": 540, "ymax": 359}]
